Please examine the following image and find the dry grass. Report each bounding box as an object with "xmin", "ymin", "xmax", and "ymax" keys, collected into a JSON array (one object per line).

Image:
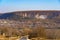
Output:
[
  {"xmin": 0, "ymin": 36, "xmax": 60, "ymax": 40},
  {"xmin": 0, "ymin": 35, "xmax": 19, "ymax": 40},
  {"xmin": 31, "ymin": 37, "xmax": 60, "ymax": 40}
]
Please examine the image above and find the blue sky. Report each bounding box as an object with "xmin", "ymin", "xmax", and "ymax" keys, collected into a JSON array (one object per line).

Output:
[{"xmin": 0, "ymin": 0, "xmax": 60, "ymax": 13}]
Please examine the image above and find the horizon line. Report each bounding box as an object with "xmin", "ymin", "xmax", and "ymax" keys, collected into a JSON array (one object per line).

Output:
[{"xmin": 0, "ymin": 10, "xmax": 60, "ymax": 13}]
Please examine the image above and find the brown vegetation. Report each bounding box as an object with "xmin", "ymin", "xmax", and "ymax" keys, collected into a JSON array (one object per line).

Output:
[{"xmin": 0, "ymin": 11, "xmax": 60, "ymax": 40}]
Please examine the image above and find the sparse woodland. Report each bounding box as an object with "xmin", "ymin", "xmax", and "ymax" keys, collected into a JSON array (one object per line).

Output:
[{"xmin": 0, "ymin": 11, "xmax": 60, "ymax": 40}]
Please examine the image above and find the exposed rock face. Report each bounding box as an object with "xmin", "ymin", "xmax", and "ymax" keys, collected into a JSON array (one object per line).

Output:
[
  {"xmin": 0, "ymin": 11, "xmax": 60, "ymax": 38},
  {"xmin": 0, "ymin": 11, "xmax": 60, "ymax": 20},
  {"xmin": 0, "ymin": 11, "xmax": 60, "ymax": 28}
]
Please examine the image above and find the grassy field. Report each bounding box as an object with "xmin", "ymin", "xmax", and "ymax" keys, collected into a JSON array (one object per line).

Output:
[
  {"xmin": 0, "ymin": 35, "xmax": 19, "ymax": 40},
  {"xmin": 0, "ymin": 36, "xmax": 60, "ymax": 40}
]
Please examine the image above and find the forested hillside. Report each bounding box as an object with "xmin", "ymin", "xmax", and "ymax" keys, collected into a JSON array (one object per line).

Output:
[{"xmin": 0, "ymin": 11, "xmax": 60, "ymax": 39}]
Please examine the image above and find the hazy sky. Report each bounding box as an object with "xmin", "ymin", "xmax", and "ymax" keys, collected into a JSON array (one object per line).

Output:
[{"xmin": 0, "ymin": 0, "xmax": 60, "ymax": 13}]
